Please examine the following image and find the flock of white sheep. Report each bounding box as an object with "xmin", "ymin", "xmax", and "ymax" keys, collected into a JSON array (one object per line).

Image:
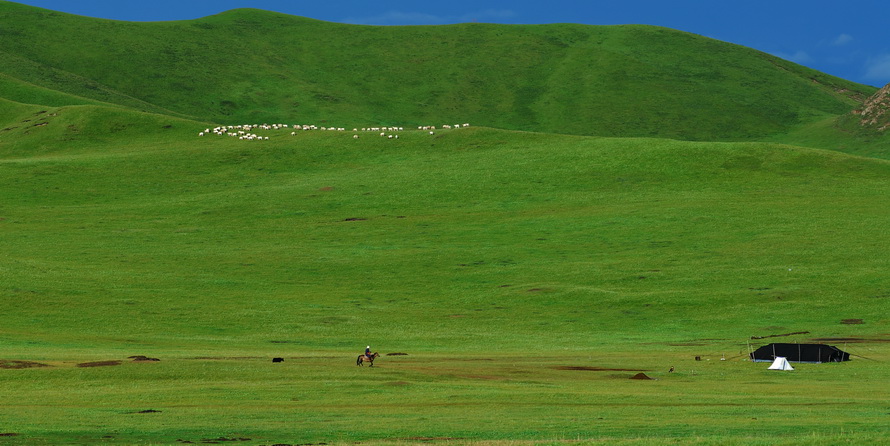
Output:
[{"xmin": 198, "ymin": 122, "xmax": 470, "ymax": 141}]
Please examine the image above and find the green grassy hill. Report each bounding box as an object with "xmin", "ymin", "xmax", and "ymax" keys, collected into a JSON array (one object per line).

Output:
[
  {"xmin": 3, "ymin": 122, "xmax": 889, "ymax": 351},
  {"xmin": 2, "ymin": 3, "xmax": 889, "ymax": 444},
  {"xmin": 0, "ymin": 2, "xmax": 876, "ymax": 142},
  {"xmin": 765, "ymin": 84, "xmax": 890, "ymax": 159},
  {"xmin": 2, "ymin": 116, "xmax": 889, "ymax": 443}
]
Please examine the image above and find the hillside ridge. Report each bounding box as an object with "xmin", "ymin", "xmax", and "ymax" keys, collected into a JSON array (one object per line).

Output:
[{"xmin": 0, "ymin": 2, "xmax": 877, "ymax": 141}]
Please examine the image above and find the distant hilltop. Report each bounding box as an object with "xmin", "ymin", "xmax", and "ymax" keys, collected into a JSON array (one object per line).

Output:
[{"xmin": 0, "ymin": 2, "xmax": 879, "ymax": 141}]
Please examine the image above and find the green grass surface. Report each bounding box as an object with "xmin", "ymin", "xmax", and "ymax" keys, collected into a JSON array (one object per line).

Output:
[
  {"xmin": 1, "ymin": 3, "xmax": 889, "ymax": 444},
  {"xmin": 0, "ymin": 2, "xmax": 875, "ymax": 141},
  {"xmin": 1, "ymin": 111, "xmax": 888, "ymax": 443}
]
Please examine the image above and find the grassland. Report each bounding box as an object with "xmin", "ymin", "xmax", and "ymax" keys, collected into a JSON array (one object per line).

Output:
[
  {"xmin": 1, "ymin": 3, "xmax": 889, "ymax": 445},
  {"xmin": 0, "ymin": 2, "xmax": 876, "ymax": 141},
  {"xmin": 1, "ymin": 104, "xmax": 889, "ymax": 444}
]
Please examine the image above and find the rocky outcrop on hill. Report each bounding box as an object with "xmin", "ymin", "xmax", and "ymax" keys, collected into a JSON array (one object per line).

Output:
[{"xmin": 853, "ymin": 83, "xmax": 890, "ymax": 131}]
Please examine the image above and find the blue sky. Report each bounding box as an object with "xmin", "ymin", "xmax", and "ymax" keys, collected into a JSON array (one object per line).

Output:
[{"xmin": 11, "ymin": 0, "xmax": 890, "ymax": 87}]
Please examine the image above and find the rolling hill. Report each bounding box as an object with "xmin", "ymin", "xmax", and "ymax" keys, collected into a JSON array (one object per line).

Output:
[
  {"xmin": 1, "ymin": 2, "xmax": 889, "ymax": 444},
  {"xmin": 0, "ymin": 1, "xmax": 877, "ymax": 142}
]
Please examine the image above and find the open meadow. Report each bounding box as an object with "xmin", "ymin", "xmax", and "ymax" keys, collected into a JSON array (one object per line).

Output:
[
  {"xmin": 1, "ymin": 110, "xmax": 888, "ymax": 444},
  {"xmin": 1, "ymin": 3, "xmax": 890, "ymax": 445}
]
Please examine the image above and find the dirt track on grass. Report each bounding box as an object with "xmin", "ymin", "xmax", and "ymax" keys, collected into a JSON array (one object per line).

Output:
[
  {"xmin": 0, "ymin": 360, "xmax": 50, "ymax": 369},
  {"xmin": 76, "ymin": 360, "xmax": 122, "ymax": 367}
]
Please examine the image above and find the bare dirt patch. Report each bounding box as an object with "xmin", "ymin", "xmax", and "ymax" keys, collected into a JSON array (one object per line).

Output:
[
  {"xmin": 386, "ymin": 352, "xmax": 408, "ymax": 356},
  {"xmin": 199, "ymin": 437, "xmax": 252, "ymax": 444},
  {"xmin": 630, "ymin": 373, "xmax": 653, "ymax": 380},
  {"xmin": 0, "ymin": 433, "xmax": 20, "ymax": 437},
  {"xmin": 128, "ymin": 355, "xmax": 160, "ymax": 362},
  {"xmin": 751, "ymin": 331, "xmax": 810, "ymax": 340},
  {"xmin": 554, "ymin": 366, "xmax": 650, "ymax": 372},
  {"xmin": 77, "ymin": 360, "xmax": 122, "ymax": 367},
  {"xmin": 0, "ymin": 360, "xmax": 50, "ymax": 369},
  {"xmin": 841, "ymin": 319, "xmax": 864, "ymax": 325}
]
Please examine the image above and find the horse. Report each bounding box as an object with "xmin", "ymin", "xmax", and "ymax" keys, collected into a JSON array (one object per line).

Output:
[{"xmin": 356, "ymin": 352, "xmax": 379, "ymax": 367}]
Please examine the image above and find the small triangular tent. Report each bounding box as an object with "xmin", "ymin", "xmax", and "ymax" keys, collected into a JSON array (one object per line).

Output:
[
  {"xmin": 767, "ymin": 356, "xmax": 794, "ymax": 371},
  {"xmin": 750, "ymin": 343, "xmax": 850, "ymax": 363}
]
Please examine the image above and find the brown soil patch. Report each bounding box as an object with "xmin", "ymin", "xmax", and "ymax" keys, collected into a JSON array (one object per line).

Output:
[
  {"xmin": 319, "ymin": 186, "xmax": 335, "ymax": 191},
  {"xmin": 630, "ymin": 373, "xmax": 653, "ymax": 380},
  {"xmin": 128, "ymin": 355, "xmax": 160, "ymax": 362},
  {"xmin": 841, "ymin": 319, "xmax": 864, "ymax": 324},
  {"xmin": 554, "ymin": 366, "xmax": 649, "ymax": 372},
  {"xmin": 77, "ymin": 360, "xmax": 122, "ymax": 367},
  {"xmin": 342, "ymin": 217, "xmax": 367, "ymax": 221},
  {"xmin": 0, "ymin": 433, "xmax": 19, "ymax": 437},
  {"xmin": 386, "ymin": 352, "xmax": 408, "ymax": 356},
  {"xmin": 751, "ymin": 331, "xmax": 810, "ymax": 340},
  {"xmin": 0, "ymin": 360, "xmax": 50, "ymax": 369}
]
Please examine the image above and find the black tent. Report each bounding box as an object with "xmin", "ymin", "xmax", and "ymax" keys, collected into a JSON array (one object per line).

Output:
[{"xmin": 750, "ymin": 343, "xmax": 850, "ymax": 363}]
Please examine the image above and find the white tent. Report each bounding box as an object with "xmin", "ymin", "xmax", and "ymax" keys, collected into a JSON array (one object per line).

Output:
[{"xmin": 767, "ymin": 356, "xmax": 794, "ymax": 371}]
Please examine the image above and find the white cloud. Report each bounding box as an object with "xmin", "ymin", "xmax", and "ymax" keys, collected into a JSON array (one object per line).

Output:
[
  {"xmin": 831, "ymin": 33, "xmax": 853, "ymax": 46},
  {"xmin": 863, "ymin": 54, "xmax": 890, "ymax": 84},
  {"xmin": 342, "ymin": 9, "xmax": 516, "ymax": 26}
]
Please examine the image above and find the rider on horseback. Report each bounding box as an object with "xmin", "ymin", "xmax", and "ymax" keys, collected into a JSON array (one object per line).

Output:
[{"xmin": 365, "ymin": 346, "xmax": 372, "ymax": 360}]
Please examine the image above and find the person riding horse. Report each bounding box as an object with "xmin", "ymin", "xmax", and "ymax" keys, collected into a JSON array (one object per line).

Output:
[{"xmin": 357, "ymin": 346, "xmax": 379, "ymax": 366}]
